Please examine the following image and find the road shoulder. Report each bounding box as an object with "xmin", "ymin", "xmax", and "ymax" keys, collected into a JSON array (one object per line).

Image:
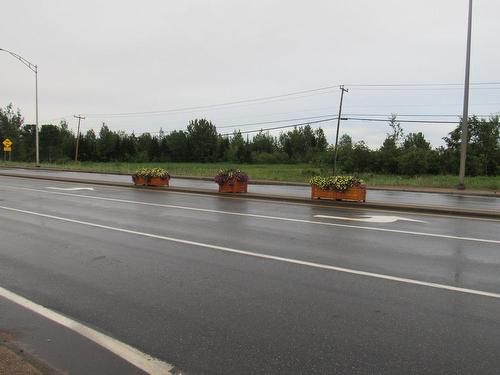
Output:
[{"xmin": 0, "ymin": 295, "xmax": 147, "ymax": 375}]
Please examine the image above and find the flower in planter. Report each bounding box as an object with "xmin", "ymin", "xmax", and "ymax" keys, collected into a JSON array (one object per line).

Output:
[
  {"xmin": 214, "ymin": 169, "xmax": 249, "ymax": 186},
  {"xmin": 309, "ymin": 175, "xmax": 364, "ymax": 191},
  {"xmin": 133, "ymin": 167, "xmax": 170, "ymax": 180}
]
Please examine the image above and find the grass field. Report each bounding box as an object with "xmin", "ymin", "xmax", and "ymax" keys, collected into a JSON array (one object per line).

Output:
[{"xmin": 0, "ymin": 161, "xmax": 498, "ymax": 190}]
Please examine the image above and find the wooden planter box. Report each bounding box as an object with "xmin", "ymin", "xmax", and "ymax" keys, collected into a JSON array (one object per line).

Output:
[
  {"xmin": 218, "ymin": 179, "xmax": 248, "ymax": 193},
  {"xmin": 148, "ymin": 177, "xmax": 169, "ymax": 187},
  {"xmin": 132, "ymin": 175, "xmax": 147, "ymax": 186},
  {"xmin": 311, "ymin": 185, "xmax": 366, "ymax": 202},
  {"xmin": 132, "ymin": 176, "xmax": 169, "ymax": 187}
]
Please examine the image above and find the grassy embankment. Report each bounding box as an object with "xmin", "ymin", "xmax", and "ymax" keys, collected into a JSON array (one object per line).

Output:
[{"xmin": 0, "ymin": 161, "xmax": 498, "ymax": 190}]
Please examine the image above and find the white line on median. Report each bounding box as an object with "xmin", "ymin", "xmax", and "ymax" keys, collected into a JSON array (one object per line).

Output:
[
  {"xmin": 1, "ymin": 204, "xmax": 500, "ymax": 300},
  {"xmin": 0, "ymin": 185, "xmax": 498, "ymax": 244},
  {"xmin": 0, "ymin": 285, "xmax": 174, "ymax": 375}
]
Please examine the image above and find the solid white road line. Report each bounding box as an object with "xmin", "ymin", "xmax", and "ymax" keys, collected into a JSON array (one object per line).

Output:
[
  {"xmin": 0, "ymin": 185, "xmax": 498, "ymax": 244},
  {"xmin": 1, "ymin": 204, "xmax": 500, "ymax": 300},
  {"xmin": 0, "ymin": 285, "xmax": 174, "ymax": 375}
]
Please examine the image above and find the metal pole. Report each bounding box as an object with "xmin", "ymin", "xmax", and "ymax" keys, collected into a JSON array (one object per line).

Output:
[
  {"xmin": 458, "ymin": 0, "xmax": 473, "ymax": 189},
  {"xmin": 74, "ymin": 115, "xmax": 85, "ymax": 161},
  {"xmin": 333, "ymin": 85, "xmax": 348, "ymax": 175},
  {"xmin": 35, "ymin": 66, "xmax": 40, "ymax": 166}
]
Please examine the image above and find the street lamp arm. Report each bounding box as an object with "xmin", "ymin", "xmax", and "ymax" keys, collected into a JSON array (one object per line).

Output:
[{"xmin": 0, "ymin": 48, "xmax": 37, "ymax": 73}]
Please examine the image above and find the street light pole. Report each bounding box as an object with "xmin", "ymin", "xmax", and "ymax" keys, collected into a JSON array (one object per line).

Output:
[
  {"xmin": 0, "ymin": 48, "xmax": 40, "ymax": 166},
  {"xmin": 35, "ymin": 65, "xmax": 39, "ymax": 166},
  {"xmin": 333, "ymin": 85, "xmax": 348, "ymax": 176},
  {"xmin": 458, "ymin": 0, "xmax": 473, "ymax": 189}
]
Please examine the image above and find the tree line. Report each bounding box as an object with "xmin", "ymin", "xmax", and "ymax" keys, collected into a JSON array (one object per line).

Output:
[{"xmin": 1, "ymin": 104, "xmax": 498, "ymax": 176}]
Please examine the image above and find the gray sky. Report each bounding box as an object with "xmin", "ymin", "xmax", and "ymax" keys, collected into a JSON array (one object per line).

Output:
[{"xmin": 1, "ymin": 0, "xmax": 499, "ymax": 147}]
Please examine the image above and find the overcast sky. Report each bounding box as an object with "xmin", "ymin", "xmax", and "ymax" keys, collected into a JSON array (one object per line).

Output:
[{"xmin": 1, "ymin": 0, "xmax": 499, "ymax": 147}]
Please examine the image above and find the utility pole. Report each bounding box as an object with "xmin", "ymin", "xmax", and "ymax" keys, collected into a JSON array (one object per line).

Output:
[
  {"xmin": 458, "ymin": 0, "xmax": 473, "ymax": 189},
  {"xmin": 333, "ymin": 85, "xmax": 348, "ymax": 175},
  {"xmin": 74, "ymin": 115, "xmax": 85, "ymax": 161}
]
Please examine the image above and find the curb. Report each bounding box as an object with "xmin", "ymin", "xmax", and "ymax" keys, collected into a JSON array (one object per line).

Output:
[
  {"xmin": 0, "ymin": 165, "xmax": 497, "ymax": 197},
  {"xmin": 1, "ymin": 172, "xmax": 498, "ymax": 220}
]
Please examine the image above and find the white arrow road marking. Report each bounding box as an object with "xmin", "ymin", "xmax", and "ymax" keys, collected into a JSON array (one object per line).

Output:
[
  {"xmin": 314, "ymin": 215, "xmax": 427, "ymax": 224},
  {"xmin": 46, "ymin": 187, "xmax": 95, "ymax": 191}
]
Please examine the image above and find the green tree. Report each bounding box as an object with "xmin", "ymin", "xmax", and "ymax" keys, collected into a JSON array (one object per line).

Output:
[
  {"xmin": 387, "ymin": 114, "xmax": 404, "ymax": 144},
  {"xmin": 377, "ymin": 137, "xmax": 399, "ymax": 174},
  {"xmin": 336, "ymin": 134, "xmax": 353, "ymax": 172},
  {"xmin": 39, "ymin": 124, "xmax": 62, "ymax": 162},
  {"xmin": 252, "ymin": 131, "xmax": 276, "ymax": 154},
  {"xmin": 226, "ymin": 131, "xmax": 251, "ymax": 163},
  {"xmin": 403, "ymin": 132, "xmax": 430, "ymax": 151},
  {"xmin": 186, "ymin": 118, "xmax": 218, "ymax": 162},
  {"xmin": 443, "ymin": 116, "xmax": 499, "ymax": 175},
  {"xmin": 96, "ymin": 123, "xmax": 118, "ymax": 161},
  {"xmin": 351, "ymin": 141, "xmax": 372, "ymax": 172},
  {"xmin": 165, "ymin": 130, "xmax": 189, "ymax": 162}
]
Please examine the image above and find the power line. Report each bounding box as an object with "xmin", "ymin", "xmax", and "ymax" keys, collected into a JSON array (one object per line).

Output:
[
  {"xmin": 220, "ymin": 116, "xmax": 461, "ymax": 136},
  {"xmin": 82, "ymin": 87, "xmax": 341, "ymax": 118},
  {"xmin": 216, "ymin": 114, "xmax": 338, "ymax": 129},
  {"xmin": 345, "ymin": 117, "xmax": 459, "ymax": 124},
  {"xmin": 346, "ymin": 82, "xmax": 500, "ymax": 87},
  {"xmin": 79, "ymin": 81, "xmax": 500, "ymax": 118},
  {"xmin": 351, "ymin": 87, "xmax": 500, "ymax": 91},
  {"xmin": 215, "ymin": 112, "xmax": 497, "ymax": 130},
  {"xmin": 220, "ymin": 117, "xmax": 338, "ymax": 136}
]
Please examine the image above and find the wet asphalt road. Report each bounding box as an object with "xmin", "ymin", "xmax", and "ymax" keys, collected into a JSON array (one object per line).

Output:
[
  {"xmin": 0, "ymin": 167, "xmax": 499, "ymax": 211},
  {"xmin": 0, "ymin": 175, "xmax": 499, "ymax": 374}
]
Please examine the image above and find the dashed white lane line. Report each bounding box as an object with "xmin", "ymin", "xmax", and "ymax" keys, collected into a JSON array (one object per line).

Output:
[
  {"xmin": 0, "ymin": 185, "xmax": 498, "ymax": 245},
  {"xmin": 0, "ymin": 285, "xmax": 174, "ymax": 375},
  {"xmin": 1, "ymin": 204, "xmax": 500, "ymax": 300}
]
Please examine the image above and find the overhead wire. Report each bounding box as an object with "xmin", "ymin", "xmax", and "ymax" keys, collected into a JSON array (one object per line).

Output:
[{"xmin": 79, "ymin": 81, "xmax": 500, "ymax": 118}]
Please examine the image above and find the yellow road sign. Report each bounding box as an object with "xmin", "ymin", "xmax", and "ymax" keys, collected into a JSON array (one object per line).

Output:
[
  {"xmin": 3, "ymin": 146, "xmax": 12, "ymax": 152},
  {"xmin": 3, "ymin": 139, "xmax": 13, "ymax": 148}
]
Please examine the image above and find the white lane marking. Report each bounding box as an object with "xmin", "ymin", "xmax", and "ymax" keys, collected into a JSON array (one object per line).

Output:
[
  {"xmin": 46, "ymin": 187, "xmax": 95, "ymax": 191},
  {"xmin": 0, "ymin": 285, "xmax": 173, "ymax": 375},
  {"xmin": 0, "ymin": 186, "xmax": 499, "ymax": 245},
  {"xmin": 1, "ymin": 205, "xmax": 500, "ymax": 301},
  {"xmin": 314, "ymin": 215, "xmax": 427, "ymax": 224}
]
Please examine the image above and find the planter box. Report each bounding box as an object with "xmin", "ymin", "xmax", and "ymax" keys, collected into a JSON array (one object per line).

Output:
[
  {"xmin": 132, "ymin": 176, "xmax": 169, "ymax": 187},
  {"xmin": 132, "ymin": 175, "xmax": 147, "ymax": 186},
  {"xmin": 218, "ymin": 180, "xmax": 248, "ymax": 193},
  {"xmin": 311, "ymin": 185, "xmax": 366, "ymax": 202},
  {"xmin": 148, "ymin": 177, "xmax": 169, "ymax": 187}
]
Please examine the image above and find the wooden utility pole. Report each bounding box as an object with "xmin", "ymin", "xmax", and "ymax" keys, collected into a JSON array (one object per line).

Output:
[
  {"xmin": 74, "ymin": 115, "xmax": 85, "ymax": 161},
  {"xmin": 333, "ymin": 85, "xmax": 348, "ymax": 175}
]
